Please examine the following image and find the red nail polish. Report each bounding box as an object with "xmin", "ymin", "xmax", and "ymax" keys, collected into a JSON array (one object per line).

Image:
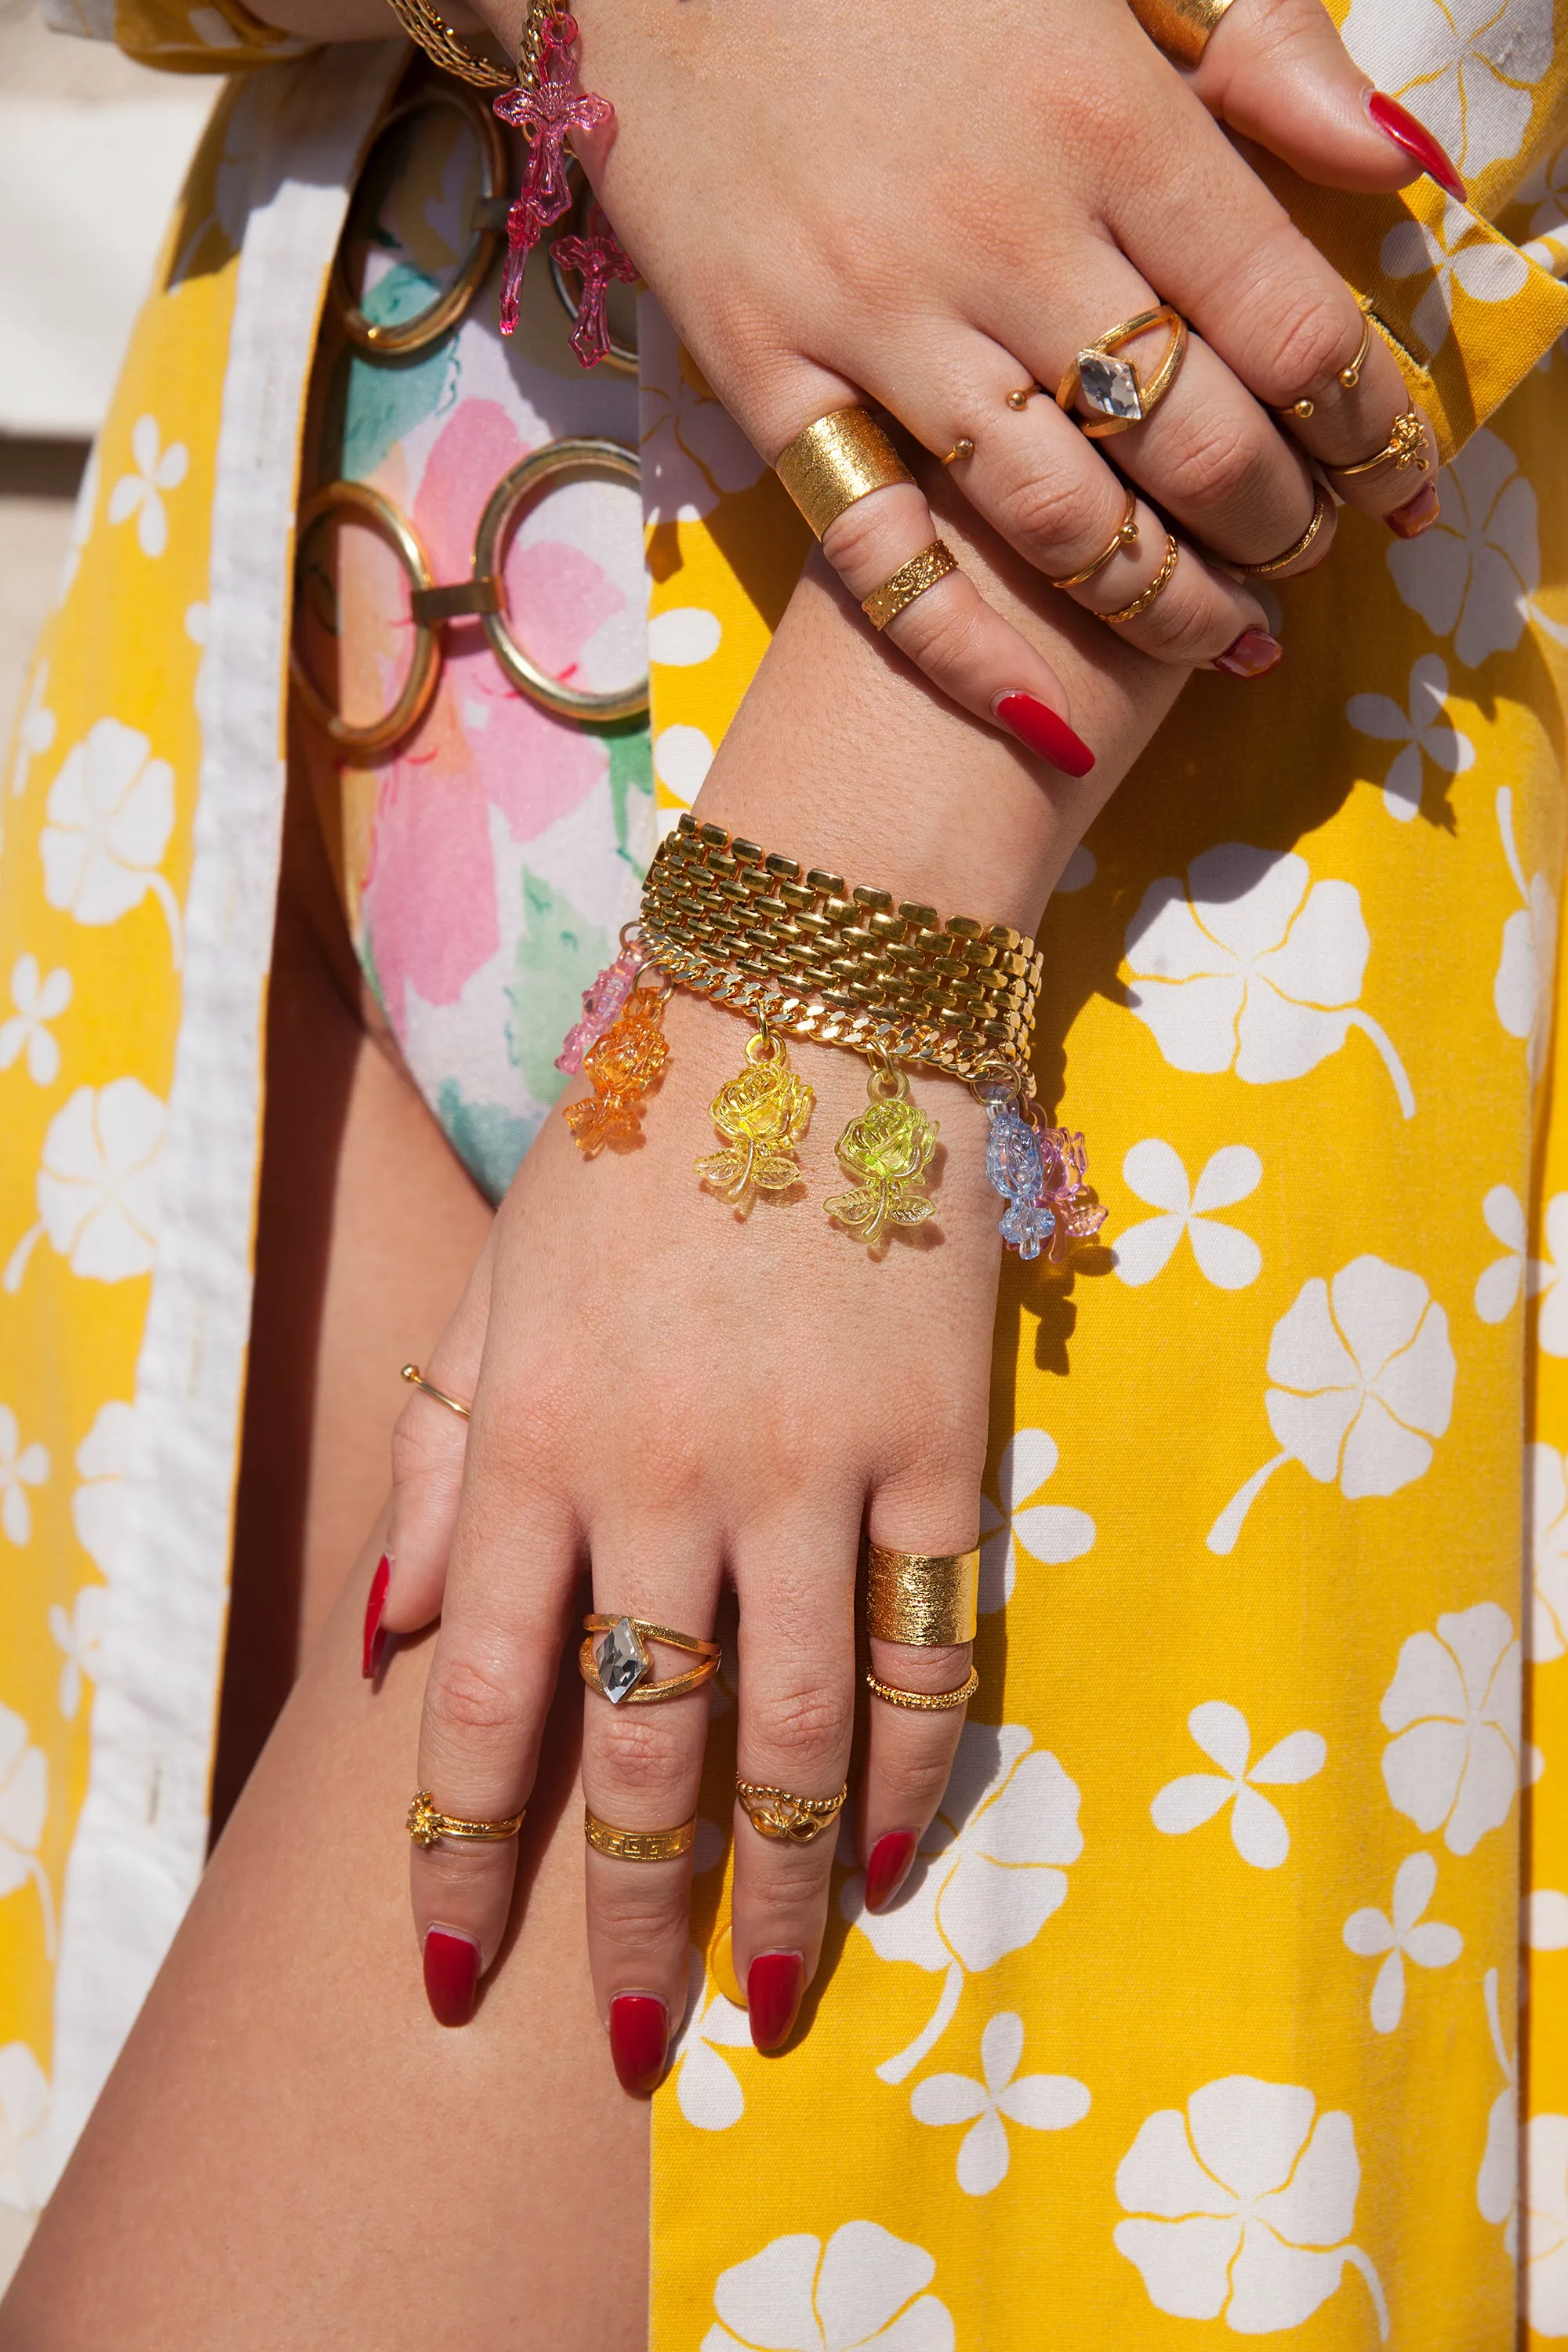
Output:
[
  {"xmin": 866, "ymin": 1831, "xmax": 918, "ymax": 1914},
  {"xmin": 992, "ymin": 691, "xmax": 1095, "ymax": 777},
  {"xmin": 423, "ymin": 1929, "xmax": 480, "ymax": 2027},
  {"xmin": 361, "ymin": 1552, "xmax": 390, "ymax": 1680},
  {"xmin": 1213, "ymin": 627, "xmax": 1283, "ymax": 681},
  {"xmin": 1367, "ymin": 93, "xmax": 1466, "ymax": 201},
  {"xmin": 1386, "ymin": 481, "xmax": 1441, "ymax": 538},
  {"xmin": 608, "ymin": 1994, "xmax": 670, "ymax": 2094},
  {"xmin": 747, "ymin": 1951, "xmax": 804, "ymax": 2052}
]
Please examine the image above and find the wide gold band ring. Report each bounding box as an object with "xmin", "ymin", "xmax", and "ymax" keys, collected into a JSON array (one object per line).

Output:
[
  {"xmin": 579, "ymin": 1613, "xmax": 722, "ymax": 1706},
  {"xmin": 408, "ymin": 1789, "xmax": 525, "ymax": 1846},
  {"xmin": 866, "ymin": 1666, "xmax": 981, "ymax": 1712},
  {"xmin": 1099, "ymin": 532, "xmax": 1180, "ymax": 625},
  {"xmin": 735, "ymin": 1780, "xmax": 848, "ymax": 1843},
  {"xmin": 866, "ymin": 1543, "xmax": 981, "ymax": 1646},
  {"xmin": 862, "ymin": 541, "xmax": 959, "ymax": 630},
  {"xmin": 1049, "ymin": 486, "xmax": 1141, "ymax": 590},
  {"xmin": 401, "ymin": 1362, "xmax": 472, "ymax": 1421},
  {"xmin": 583, "ymin": 1807, "xmax": 696, "ymax": 1863},
  {"xmin": 1056, "ymin": 306, "xmax": 1189, "ymax": 440},
  {"xmin": 1127, "ymin": 0, "xmax": 1236, "ymax": 67},
  {"xmin": 1328, "ymin": 408, "xmax": 1430, "ymax": 486},
  {"xmin": 1229, "ymin": 481, "xmax": 1332, "ymax": 579},
  {"xmin": 775, "ymin": 408, "xmax": 915, "ymax": 539}
]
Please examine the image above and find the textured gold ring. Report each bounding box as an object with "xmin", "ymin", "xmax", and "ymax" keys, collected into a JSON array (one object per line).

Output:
[
  {"xmin": 1229, "ymin": 482, "xmax": 1332, "ymax": 579},
  {"xmin": 579, "ymin": 1613, "xmax": 721, "ymax": 1706},
  {"xmin": 866, "ymin": 1543, "xmax": 980, "ymax": 1646},
  {"xmin": 735, "ymin": 1780, "xmax": 848, "ymax": 1843},
  {"xmin": 407, "ymin": 1789, "xmax": 525, "ymax": 1847},
  {"xmin": 1098, "ymin": 532, "xmax": 1180, "ymax": 625},
  {"xmin": 862, "ymin": 541, "xmax": 959, "ymax": 631},
  {"xmin": 401, "ymin": 1363, "xmax": 472, "ymax": 1421},
  {"xmin": 775, "ymin": 408, "xmax": 914, "ymax": 539},
  {"xmin": 1049, "ymin": 487, "xmax": 1141, "ymax": 590},
  {"xmin": 1057, "ymin": 306, "xmax": 1189, "ymax": 440},
  {"xmin": 1126, "ymin": 0, "xmax": 1236, "ymax": 67},
  {"xmin": 1330, "ymin": 408, "xmax": 1430, "ymax": 485},
  {"xmin": 583, "ymin": 1806, "xmax": 695, "ymax": 1863},
  {"xmin": 866, "ymin": 1666, "xmax": 981, "ymax": 1712}
]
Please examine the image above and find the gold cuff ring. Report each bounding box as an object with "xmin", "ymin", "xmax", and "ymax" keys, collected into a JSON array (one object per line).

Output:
[
  {"xmin": 866, "ymin": 1543, "xmax": 981, "ymax": 1646},
  {"xmin": 401, "ymin": 1363, "xmax": 472, "ymax": 1421},
  {"xmin": 775, "ymin": 408, "xmax": 914, "ymax": 539},
  {"xmin": 408, "ymin": 1789, "xmax": 525, "ymax": 1846}
]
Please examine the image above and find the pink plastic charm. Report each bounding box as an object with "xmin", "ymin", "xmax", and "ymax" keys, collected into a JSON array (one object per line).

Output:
[
  {"xmin": 494, "ymin": 12, "xmax": 615, "ymax": 337},
  {"xmin": 555, "ymin": 946, "xmax": 641, "ymax": 1074},
  {"xmin": 551, "ymin": 205, "xmax": 638, "ymax": 368},
  {"xmin": 1036, "ymin": 1124, "xmax": 1108, "ymax": 1264}
]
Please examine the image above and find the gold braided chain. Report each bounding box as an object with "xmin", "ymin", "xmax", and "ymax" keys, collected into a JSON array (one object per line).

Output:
[
  {"xmin": 381, "ymin": 0, "xmax": 516, "ymax": 86},
  {"xmin": 638, "ymin": 815, "xmax": 1041, "ymax": 1085}
]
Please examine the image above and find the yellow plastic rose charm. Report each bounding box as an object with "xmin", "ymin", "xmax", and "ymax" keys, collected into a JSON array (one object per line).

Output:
[
  {"xmin": 563, "ymin": 980, "xmax": 670, "ymax": 1156},
  {"xmin": 695, "ymin": 1029, "xmax": 815, "ymax": 1204},
  {"xmin": 826, "ymin": 1064, "xmax": 938, "ymax": 1245}
]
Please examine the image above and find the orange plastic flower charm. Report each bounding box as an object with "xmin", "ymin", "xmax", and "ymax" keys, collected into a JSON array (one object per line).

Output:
[{"xmin": 562, "ymin": 982, "xmax": 670, "ymax": 1155}]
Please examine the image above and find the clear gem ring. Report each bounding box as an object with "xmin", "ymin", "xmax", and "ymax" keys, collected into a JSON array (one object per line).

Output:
[
  {"xmin": 580, "ymin": 1613, "xmax": 721, "ymax": 1706},
  {"xmin": 1055, "ymin": 306, "xmax": 1189, "ymax": 441}
]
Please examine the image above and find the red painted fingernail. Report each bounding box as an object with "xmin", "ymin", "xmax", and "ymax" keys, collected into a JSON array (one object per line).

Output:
[
  {"xmin": 992, "ymin": 691, "xmax": 1095, "ymax": 777},
  {"xmin": 1213, "ymin": 627, "xmax": 1283, "ymax": 680},
  {"xmin": 608, "ymin": 1994, "xmax": 670, "ymax": 2094},
  {"xmin": 361, "ymin": 1552, "xmax": 390, "ymax": 1680},
  {"xmin": 1367, "ymin": 93, "xmax": 1466, "ymax": 201},
  {"xmin": 747, "ymin": 1951, "xmax": 804, "ymax": 2052},
  {"xmin": 866, "ymin": 1831, "xmax": 918, "ymax": 1914},
  {"xmin": 423, "ymin": 1928, "xmax": 480, "ymax": 2027},
  {"xmin": 1386, "ymin": 481, "xmax": 1441, "ymax": 537}
]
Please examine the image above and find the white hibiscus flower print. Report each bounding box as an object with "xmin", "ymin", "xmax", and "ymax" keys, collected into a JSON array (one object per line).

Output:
[
  {"xmin": 1381, "ymin": 1602, "xmax": 1523, "ymax": 1855},
  {"xmin": 3, "ymin": 1077, "xmax": 165, "ymax": 1294},
  {"xmin": 1152, "ymin": 1701, "xmax": 1325, "ymax": 1869},
  {"xmin": 1526, "ymin": 1444, "xmax": 1568, "ymax": 1661},
  {"xmin": 71, "ymin": 1400, "xmax": 134, "ymax": 1577},
  {"xmin": 910, "ymin": 2012, "xmax": 1089, "ymax": 2195},
  {"xmin": 844, "ymin": 1722, "xmax": 1083, "ymax": 2083},
  {"xmin": 1342, "ymin": 0, "xmax": 1548, "ymax": 176},
  {"xmin": 1475, "ymin": 1184, "xmax": 1545, "ymax": 1322},
  {"xmin": 1115, "ymin": 2075, "xmax": 1388, "ymax": 2337},
  {"xmin": 1479, "ymin": 1967, "xmax": 1518, "ymax": 2250},
  {"xmin": 9, "ymin": 661, "xmax": 56, "ymax": 800},
  {"xmin": 1536, "ymin": 1196, "xmax": 1568, "ymax": 1356},
  {"xmin": 49, "ymin": 1585, "xmax": 107, "ymax": 1722},
  {"xmin": 0, "ymin": 2042, "xmax": 49, "ymax": 2213},
  {"xmin": 1125, "ymin": 842, "xmax": 1413, "ymax": 1115},
  {"xmin": 40, "ymin": 717, "xmax": 182, "ymax": 964},
  {"xmin": 976, "ymin": 1428, "xmax": 1094, "ymax": 1612},
  {"xmin": 1209, "ymin": 1257, "xmax": 1454, "ymax": 1554},
  {"xmin": 1526, "ymin": 1889, "xmax": 1568, "ymax": 1949},
  {"xmin": 639, "ymin": 298, "xmax": 765, "ymax": 525},
  {"xmin": 1343, "ymin": 1853, "xmax": 1462, "ymax": 2031},
  {"xmin": 670, "ymin": 1947, "xmax": 753, "ymax": 2132},
  {"xmin": 0, "ymin": 1703, "xmax": 53, "ymax": 1958},
  {"xmin": 1346, "ymin": 652, "xmax": 1475, "ymax": 822},
  {"xmin": 106, "ymin": 413, "xmax": 188, "ymax": 560},
  {"xmin": 1524, "ymin": 2114, "xmax": 1568, "ymax": 2335},
  {"xmin": 0, "ymin": 955, "xmax": 72, "ymax": 1088},
  {"xmin": 1520, "ymin": 140, "xmax": 1568, "ymax": 266},
  {"xmin": 1494, "ymin": 784, "xmax": 1557, "ymax": 1072},
  {"xmin": 1388, "ymin": 428, "xmax": 1537, "ymax": 669},
  {"xmin": 0, "ymin": 1407, "xmax": 49, "ymax": 1547},
  {"xmin": 705, "ymin": 2221, "xmax": 954, "ymax": 2352},
  {"xmin": 1113, "ymin": 1139, "xmax": 1261, "ymax": 1290},
  {"xmin": 1381, "ymin": 203, "xmax": 1530, "ymax": 354}
]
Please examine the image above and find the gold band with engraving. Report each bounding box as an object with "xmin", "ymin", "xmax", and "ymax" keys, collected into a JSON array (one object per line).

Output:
[
  {"xmin": 583, "ymin": 1807, "xmax": 696, "ymax": 1863},
  {"xmin": 862, "ymin": 540, "xmax": 959, "ymax": 630}
]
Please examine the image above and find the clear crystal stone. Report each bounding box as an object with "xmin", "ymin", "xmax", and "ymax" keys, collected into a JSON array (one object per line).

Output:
[
  {"xmin": 1078, "ymin": 351, "xmax": 1142, "ymax": 422},
  {"xmin": 596, "ymin": 1615, "xmax": 650, "ymax": 1704}
]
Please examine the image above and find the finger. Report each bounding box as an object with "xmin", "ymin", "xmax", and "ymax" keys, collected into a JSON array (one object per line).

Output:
[
  {"xmin": 1196, "ymin": 0, "xmax": 1466, "ymax": 201},
  {"xmin": 860, "ymin": 1638, "xmax": 973, "ymax": 1912},
  {"xmin": 381, "ymin": 1229, "xmax": 495, "ymax": 1651},
  {"xmin": 731, "ymin": 1524, "xmax": 858, "ymax": 2053},
  {"xmin": 579, "ymin": 1534, "xmax": 722, "ymax": 2095},
  {"xmin": 1264, "ymin": 328, "xmax": 1443, "ymax": 532}
]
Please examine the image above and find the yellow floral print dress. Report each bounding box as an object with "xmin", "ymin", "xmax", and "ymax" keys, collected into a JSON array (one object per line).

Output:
[{"xmin": 6, "ymin": 2, "xmax": 1568, "ymax": 2343}]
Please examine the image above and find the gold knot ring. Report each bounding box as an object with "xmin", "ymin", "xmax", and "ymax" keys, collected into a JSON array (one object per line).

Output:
[{"xmin": 735, "ymin": 1780, "xmax": 848, "ymax": 1843}]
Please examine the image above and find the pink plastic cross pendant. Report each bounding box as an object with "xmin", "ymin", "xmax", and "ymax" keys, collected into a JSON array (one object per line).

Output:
[
  {"xmin": 494, "ymin": 12, "xmax": 615, "ymax": 336},
  {"xmin": 551, "ymin": 206, "xmax": 637, "ymax": 368}
]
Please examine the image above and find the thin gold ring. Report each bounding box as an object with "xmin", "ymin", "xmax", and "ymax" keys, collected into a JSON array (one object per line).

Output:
[
  {"xmin": 735, "ymin": 1780, "xmax": 848, "ymax": 1843},
  {"xmin": 1283, "ymin": 296, "xmax": 1377, "ymax": 419},
  {"xmin": 401, "ymin": 1363, "xmax": 471, "ymax": 1421},
  {"xmin": 1098, "ymin": 532, "xmax": 1179, "ymax": 626},
  {"xmin": 1049, "ymin": 486, "xmax": 1140, "ymax": 590},
  {"xmin": 1056, "ymin": 306, "xmax": 1189, "ymax": 440},
  {"xmin": 940, "ymin": 436, "xmax": 976, "ymax": 466},
  {"xmin": 408, "ymin": 1789, "xmax": 525, "ymax": 1846},
  {"xmin": 583, "ymin": 1807, "xmax": 695, "ymax": 1862},
  {"xmin": 862, "ymin": 541, "xmax": 959, "ymax": 631},
  {"xmin": 865, "ymin": 1666, "xmax": 980, "ymax": 1712},
  {"xmin": 1229, "ymin": 481, "xmax": 1332, "ymax": 579},
  {"xmin": 1330, "ymin": 408, "xmax": 1430, "ymax": 485}
]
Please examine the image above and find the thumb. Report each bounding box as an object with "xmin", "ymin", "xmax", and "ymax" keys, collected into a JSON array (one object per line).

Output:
[{"xmin": 1192, "ymin": 0, "xmax": 1466, "ymax": 199}]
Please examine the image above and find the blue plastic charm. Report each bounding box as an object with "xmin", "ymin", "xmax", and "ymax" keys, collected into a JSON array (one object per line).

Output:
[{"xmin": 985, "ymin": 1098, "xmax": 1055, "ymax": 1261}]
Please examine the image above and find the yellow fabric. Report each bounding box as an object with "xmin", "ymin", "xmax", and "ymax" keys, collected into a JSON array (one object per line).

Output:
[{"xmin": 113, "ymin": 0, "xmax": 314, "ymax": 74}]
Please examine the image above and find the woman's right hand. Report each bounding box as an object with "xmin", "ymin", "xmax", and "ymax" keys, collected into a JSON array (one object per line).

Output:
[{"xmin": 463, "ymin": 0, "xmax": 1451, "ymax": 753}]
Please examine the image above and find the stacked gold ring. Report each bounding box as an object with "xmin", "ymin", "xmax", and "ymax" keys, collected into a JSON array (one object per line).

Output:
[
  {"xmin": 735, "ymin": 1780, "xmax": 848, "ymax": 1843},
  {"xmin": 1229, "ymin": 482, "xmax": 1332, "ymax": 579},
  {"xmin": 583, "ymin": 1807, "xmax": 695, "ymax": 1863},
  {"xmin": 408, "ymin": 1790, "xmax": 526, "ymax": 1847}
]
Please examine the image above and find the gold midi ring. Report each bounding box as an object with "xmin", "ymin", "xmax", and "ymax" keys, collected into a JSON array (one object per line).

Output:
[
  {"xmin": 1099, "ymin": 532, "xmax": 1180, "ymax": 625},
  {"xmin": 400, "ymin": 1363, "xmax": 472, "ymax": 1421},
  {"xmin": 862, "ymin": 541, "xmax": 960, "ymax": 631},
  {"xmin": 775, "ymin": 408, "xmax": 914, "ymax": 539},
  {"xmin": 1329, "ymin": 408, "xmax": 1430, "ymax": 485},
  {"xmin": 583, "ymin": 1806, "xmax": 695, "ymax": 1863},
  {"xmin": 866, "ymin": 1666, "xmax": 981, "ymax": 1712},
  {"xmin": 408, "ymin": 1789, "xmax": 525, "ymax": 1847},
  {"xmin": 1056, "ymin": 306, "xmax": 1189, "ymax": 439},
  {"xmin": 1127, "ymin": 0, "xmax": 1236, "ymax": 66},
  {"xmin": 941, "ymin": 436, "xmax": 976, "ymax": 466},
  {"xmin": 866, "ymin": 1543, "xmax": 981, "ymax": 1646},
  {"xmin": 1229, "ymin": 482, "xmax": 1332, "ymax": 579},
  {"xmin": 579, "ymin": 1613, "xmax": 721, "ymax": 1706},
  {"xmin": 1049, "ymin": 487, "xmax": 1141, "ymax": 590},
  {"xmin": 1283, "ymin": 297, "xmax": 1377, "ymax": 419},
  {"xmin": 735, "ymin": 1780, "xmax": 848, "ymax": 1844}
]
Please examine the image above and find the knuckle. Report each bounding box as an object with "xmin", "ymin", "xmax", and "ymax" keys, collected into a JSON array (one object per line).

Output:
[
  {"xmin": 874, "ymin": 1744, "xmax": 960, "ymax": 1810},
  {"xmin": 822, "ymin": 486, "xmax": 919, "ymax": 586},
  {"xmin": 887, "ymin": 581, "xmax": 989, "ymax": 679},
  {"xmin": 1160, "ymin": 418, "xmax": 1272, "ymax": 515},
  {"xmin": 1264, "ymin": 292, "xmax": 1362, "ymax": 404},
  {"xmin": 425, "ymin": 1650, "xmax": 528, "ymax": 1742},
  {"xmin": 740, "ymin": 1847, "xmax": 834, "ymax": 1915},
  {"xmin": 1133, "ymin": 582, "xmax": 1238, "ymax": 667},
  {"xmin": 746, "ymin": 1682, "xmax": 855, "ymax": 1775},
  {"xmin": 586, "ymin": 1880, "xmax": 689, "ymax": 1956},
  {"xmin": 990, "ymin": 466, "xmax": 1099, "ymax": 564},
  {"xmin": 590, "ymin": 1708, "xmax": 697, "ymax": 1797}
]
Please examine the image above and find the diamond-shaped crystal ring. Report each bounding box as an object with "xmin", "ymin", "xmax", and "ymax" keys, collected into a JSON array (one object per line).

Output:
[
  {"xmin": 579, "ymin": 1613, "xmax": 721, "ymax": 1705},
  {"xmin": 1055, "ymin": 305, "xmax": 1189, "ymax": 441}
]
